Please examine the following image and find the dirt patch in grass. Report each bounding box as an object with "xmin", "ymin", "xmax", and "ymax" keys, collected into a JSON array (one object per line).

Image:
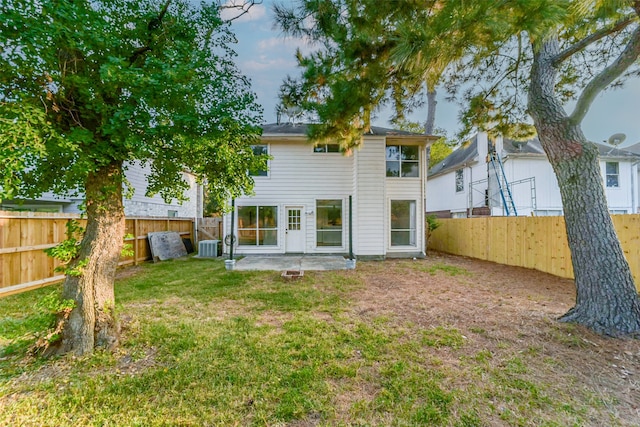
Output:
[{"xmin": 347, "ymin": 252, "xmax": 640, "ymax": 426}]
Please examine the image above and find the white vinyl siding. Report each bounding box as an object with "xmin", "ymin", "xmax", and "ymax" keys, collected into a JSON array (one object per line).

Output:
[
  {"xmin": 121, "ymin": 161, "xmax": 199, "ymax": 217},
  {"xmin": 354, "ymin": 139, "xmax": 387, "ymax": 256},
  {"xmin": 229, "ymin": 140, "xmax": 353, "ymax": 254},
  {"xmin": 224, "ymin": 133, "xmax": 428, "ymax": 257}
]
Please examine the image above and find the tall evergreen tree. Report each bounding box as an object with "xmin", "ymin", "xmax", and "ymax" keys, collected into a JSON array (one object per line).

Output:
[
  {"xmin": 0, "ymin": 0, "xmax": 264, "ymax": 354},
  {"xmin": 276, "ymin": 0, "xmax": 640, "ymax": 336},
  {"xmin": 274, "ymin": 0, "xmax": 461, "ymax": 139}
]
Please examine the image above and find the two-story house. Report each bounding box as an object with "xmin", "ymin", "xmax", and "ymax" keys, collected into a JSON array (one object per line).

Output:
[
  {"xmin": 222, "ymin": 123, "xmax": 435, "ymax": 259},
  {"xmin": 427, "ymin": 132, "xmax": 640, "ymax": 217}
]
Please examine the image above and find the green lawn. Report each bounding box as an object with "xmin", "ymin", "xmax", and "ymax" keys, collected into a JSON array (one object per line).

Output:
[{"xmin": 0, "ymin": 257, "xmax": 634, "ymax": 426}]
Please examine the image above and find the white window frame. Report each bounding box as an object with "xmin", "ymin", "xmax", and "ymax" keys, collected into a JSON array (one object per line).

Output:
[
  {"xmin": 237, "ymin": 205, "xmax": 278, "ymax": 246},
  {"xmin": 390, "ymin": 200, "xmax": 417, "ymax": 247},
  {"xmin": 250, "ymin": 144, "xmax": 269, "ymax": 177},
  {"xmin": 386, "ymin": 145, "xmax": 420, "ymax": 178},
  {"xmin": 315, "ymin": 199, "xmax": 343, "ymax": 247},
  {"xmin": 313, "ymin": 143, "xmax": 340, "ymax": 153},
  {"xmin": 605, "ymin": 161, "xmax": 619, "ymax": 188}
]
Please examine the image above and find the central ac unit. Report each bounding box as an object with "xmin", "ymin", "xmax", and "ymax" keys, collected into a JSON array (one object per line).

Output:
[{"xmin": 198, "ymin": 240, "xmax": 219, "ymax": 258}]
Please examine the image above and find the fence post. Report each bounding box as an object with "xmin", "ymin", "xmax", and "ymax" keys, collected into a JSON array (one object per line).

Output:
[{"xmin": 133, "ymin": 218, "xmax": 139, "ymax": 266}]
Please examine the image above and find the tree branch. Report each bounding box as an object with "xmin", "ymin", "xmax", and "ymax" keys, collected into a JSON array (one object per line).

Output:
[
  {"xmin": 219, "ymin": 0, "xmax": 262, "ymax": 23},
  {"xmin": 128, "ymin": 0, "xmax": 172, "ymax": 66},
  {"xmin": 569, "ymin": 24, "xmax": 640, "ymax": 125},
  {"xmin": 552, "ymin": 16, "xmax": 636, "ymax": 66}
]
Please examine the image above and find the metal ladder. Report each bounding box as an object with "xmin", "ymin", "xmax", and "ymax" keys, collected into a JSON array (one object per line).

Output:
[{"xmin": 488, "ymin": 151, "xmax": 518, "ymax": 216}]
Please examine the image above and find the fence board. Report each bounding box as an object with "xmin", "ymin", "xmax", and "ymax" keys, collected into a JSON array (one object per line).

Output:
[
  {"xmin": 429, "ymin": 215, "xmax": 640, "ymax": 290},
  {"xmin": 0, "ymin": 212, "xmax": 194, "ymax": 296}
]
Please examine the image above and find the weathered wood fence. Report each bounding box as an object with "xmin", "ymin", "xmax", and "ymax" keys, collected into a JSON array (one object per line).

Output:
[
  {"xmin": 428, "ymin": 215, "xmax": 640, "ymax": 290},
  {"xmin": 0, "ymin": 212, "xmax": 194, "ymax": 297},
  {"xmin": 197, "ymin": 216, "xmax": 222, "ymax": 241}
]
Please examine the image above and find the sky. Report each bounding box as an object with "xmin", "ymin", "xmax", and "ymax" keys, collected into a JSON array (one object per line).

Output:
[{"xmin": 222, "ymin": 0, "xmax": 640, "ymax": 147}]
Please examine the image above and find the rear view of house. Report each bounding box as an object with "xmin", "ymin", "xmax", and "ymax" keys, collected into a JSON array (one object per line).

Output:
[{"xmin": 222, "ymin": 123, "xmax": 435, "ymax": 259}]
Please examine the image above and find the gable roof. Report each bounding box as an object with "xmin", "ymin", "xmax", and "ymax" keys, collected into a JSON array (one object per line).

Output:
[
  {"xmin": 428, "ymin": 135, "xmax": 479, "ymax": 177},
  {"xmin": 261, "ymin": 122, "xmax": 425, "ymax": 137},
  {"xmin": 502, "ymin": 138, "xmax": 545, "ymax": 155},
  {"xmin": 619, "ymin": 142, "xmax": 640, "ymax": 155},
  {"xmin": 429, "ymin": 135, "xmax": 640, "ymax": 178},
  {"xmin": 503, "ymin": 137, "xmax": 640, "ymax": 159}
]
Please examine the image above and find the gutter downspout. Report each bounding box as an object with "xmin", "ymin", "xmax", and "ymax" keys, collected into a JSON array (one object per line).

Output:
[
  {"xmin": 632, "ymin": 160, "xmax": 639, "ymax": 213},
  {"xmin": 349, "ymin": 195, "xmax": 354, "ymax": 260},
  {"xmin": 229, "ymin": 198, "xmax": 235, "ymax": 260},
  {"xmin": 423, "ymin": 144, "xmax": 428, "ymax": 256}
]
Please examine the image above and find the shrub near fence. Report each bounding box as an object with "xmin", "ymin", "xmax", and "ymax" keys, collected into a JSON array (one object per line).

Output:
[
  {"xmin": 428, "ymin": 215, "xmax": 640, "ymax": 290},
  {"xmin": 0, "ymin": 211, "xmax": 194, "ymax": 297}
]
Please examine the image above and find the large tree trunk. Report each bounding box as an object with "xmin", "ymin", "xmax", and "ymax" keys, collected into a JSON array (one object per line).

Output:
[
  {"xmin": 529, "ymin": 37, "xmax": 640, "ymax": 337},
  {"xmin": 424, "ymin": 86, "xmax": 437, "ymax": 135},
  {"xmin": 54, "ymin": 161, "xmax": 125, "ymax": 355}
]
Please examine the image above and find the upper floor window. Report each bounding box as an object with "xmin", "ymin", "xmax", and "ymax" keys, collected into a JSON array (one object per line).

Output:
[
  {"xmin": 386, "ymin": 145, "xmax": 419, "ymax": 177},
  {"xmin": 313, "ymin": 143, "xmax": 340, "ymax": 153},
  {"xmin": 606, "ymin": 162, "xmax": 619, "ymax": 188},
  {"xmin": 250, "ymin": 144, "xmax": 268, "ymax": 177},
  {"xmin": 455, "ymin": 169, "xmax": 464, "ymax": 193}
]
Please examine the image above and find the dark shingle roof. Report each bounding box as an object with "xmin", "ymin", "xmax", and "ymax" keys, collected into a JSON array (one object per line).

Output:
[
  {"xmin": 503, "ymin": 137, "xmax": 640, "ymax": 159},
  {"xmin": 623, "ymin": 142, "xmax": 640, "ymax": 154},
  {"xmin": 428, "ymin": 136, "xmax": 479, "ymax": 177},
  {"xmin": 261, "ymin": 122, "xmax": 423, "ymax": 136},
  {"xmin": 428, "ymin": 135, "xmax": 640, "ymax": 178},
  {"xmin": 502, "ymin": 138, "xmax": 545, "ymax": 155}
]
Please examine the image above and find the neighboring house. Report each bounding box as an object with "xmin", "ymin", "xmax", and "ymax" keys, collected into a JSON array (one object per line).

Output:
[
  {"xmin": 427, "ymin": 132, "xmax": 640, "ymax": 217},
  {"xmin": 222, "ymin": 123, "xmax": 435, "ymax": 259},
  {"xmin": 0, "ymin": 162, "xmax": 200, "ymax": 218}
]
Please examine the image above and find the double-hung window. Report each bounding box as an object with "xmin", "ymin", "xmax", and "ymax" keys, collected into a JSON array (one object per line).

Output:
[
  {"xmin": 391, "ymin": 200, "xmax": 416, "ymax": 246},
  {"xmin": 455, "ymin": 169, "xmax": 464, "ymax": 193},
  {"xmin": 313, "ymin": 143, "xmax": 340, "ymax": 153},
  {"xmin": 250, "ymin": 144, "xmax": 269, "ymax": 177},
  {"xmin": 316, "ymin": 199, "xmax": 342, "ymax": 246},
  {"xmin": 606, "ymin": 162, "xmax": 619, "ymax": 188},
  {"xmin": 237, "ymin": 205, "xmax": 278, "ymax": 246},
  {"xmin": 386, "ymin": 145, "xmax": 419, "ymax": 177}
]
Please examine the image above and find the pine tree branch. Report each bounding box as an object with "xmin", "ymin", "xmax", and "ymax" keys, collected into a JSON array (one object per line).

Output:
[
  {"xmin": 569, "ymin": 24, "xmax": 640, "ymax": 125},
  {"xmin": 552, "ymin": 16, "xmax": 636, "ymax": 66}
]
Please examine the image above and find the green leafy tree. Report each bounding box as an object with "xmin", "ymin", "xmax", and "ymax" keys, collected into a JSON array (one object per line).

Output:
[{"xmin": 0, "ymin": 0, "xmax": 264, "ymax": 355}]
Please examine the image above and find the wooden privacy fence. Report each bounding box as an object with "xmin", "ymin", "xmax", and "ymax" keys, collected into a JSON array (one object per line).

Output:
[
  {"xmin": 428, "ymin": 215, "xmax": 640, "ymax": 290},
  {"xmin": 197, "ymin": 216, "xmax": 222, "ymax": 241},
  {"xmin": 0, "ymin": 212, "xmax": 194, "ymax": 297}
]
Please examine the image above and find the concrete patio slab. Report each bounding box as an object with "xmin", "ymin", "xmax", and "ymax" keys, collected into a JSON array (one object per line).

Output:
[{"xmin": 233, "ymin": 255, "xmax": 348, "ymax": 271}]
